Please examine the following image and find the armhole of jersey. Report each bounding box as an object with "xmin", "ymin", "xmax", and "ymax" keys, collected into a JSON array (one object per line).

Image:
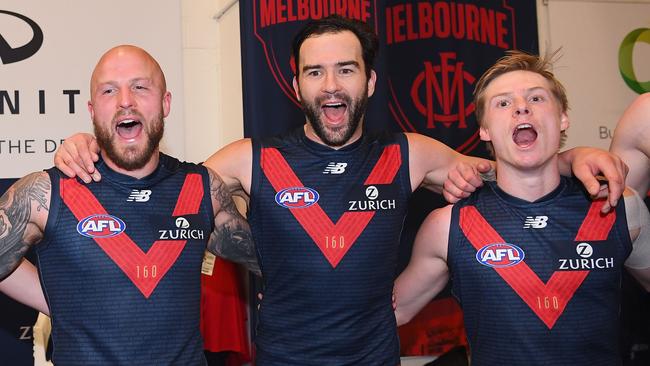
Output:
[
  {"xmin": 447, "ymin": 204, "xmax": 462, "ymax": 300},
  {"xmin": 199, "ymin": 165, "xmax": 215, "ymax": 234},
  {"xmin": 622, "ymin": 192, "xmax": 649, "ymax": 266},
  {"xmin": 40, "ymin": 168, "xmax": 62, "ymax": 252},
  {"xmin": 447, "ymin": 204, "xmax": 461, "ymax": 273},
  {"xmin": 249, "ymin": 139, "xmax": 263, "ymax": 211},
  {"xmin": 397, "ymin": 133, "xmax": 412, "ymax": 193}
]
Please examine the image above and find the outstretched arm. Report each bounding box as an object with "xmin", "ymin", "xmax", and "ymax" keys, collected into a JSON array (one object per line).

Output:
[
  {"xmin": 610, "ymin": 93, "xmax": 650, "ymax": 196},
  {"xmin": 0, "ymin": 260, "xmax": 49, "ymax": 315},
  {"xmin": 407, "ymin": 133, "xmax": 494, "ymax": 202},
  {"xmin": 394, "ymin": 205, "xmax": 452, "ymax": 326},
  {"xmin": 53, "ymin": 133, "xmax": 101, "ymax": 183},
  {"xmin": 557, "ymin": 147, "xmax": 627, "ymax": 213},
  {"xmin": 205, "ymin": 168, "xmax": 260, "ymax": 276}
]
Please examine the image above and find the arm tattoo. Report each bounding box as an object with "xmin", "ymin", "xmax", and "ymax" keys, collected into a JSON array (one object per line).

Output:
[
  {"xmin": 0, "ymin": 172, "xmax": 49, "ymax": 279},
  {"xmin": 206, "ymin": 169, "xmax": 261, "ymax": 276}
]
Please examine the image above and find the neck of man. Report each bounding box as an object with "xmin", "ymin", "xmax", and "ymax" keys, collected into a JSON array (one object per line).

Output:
[
  {"xmin": 100, "ymin": 149, "xmax": 161, "ymax": 179},
  {"xmin": 495, "ymin": 155, "xmax": 562, "ymax": 202}
]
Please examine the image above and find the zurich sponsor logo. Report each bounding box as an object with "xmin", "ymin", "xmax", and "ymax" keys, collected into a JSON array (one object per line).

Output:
[
  {"xmin": 76, "ymin": 214, "xmax": 126, "ymax": 238},
  {"xmin": 476, "ymin": 243, "xmax": 525, "ymax": 268},
  {"xmin": 275, "ymin": 187, "xmax": 319, "ymax": 209}
]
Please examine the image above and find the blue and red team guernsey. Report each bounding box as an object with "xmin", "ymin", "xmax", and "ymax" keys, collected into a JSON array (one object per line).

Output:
[
  {"xmin": 37, "ymin": 154, "xmax": 213, "ymax": 365},
  {"xmin": 250, "ymin": 127, "xmax": 411, "ymax": 365},
  {"xmin": 449, "ymin": 177, "xmax": 632, "ymax": 366}
]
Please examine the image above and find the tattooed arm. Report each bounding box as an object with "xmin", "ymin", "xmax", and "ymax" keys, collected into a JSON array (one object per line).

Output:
[
  {"xmin": 205, "ymin": 168, "xmax": 260, "ymax": 276},
  {"xmin": 0, "ymin": 172, "xmax": 50, "ymax": 311},
  {"xmin": 0, "ymin": 172, "xmax": 50, "ymax": 279}
]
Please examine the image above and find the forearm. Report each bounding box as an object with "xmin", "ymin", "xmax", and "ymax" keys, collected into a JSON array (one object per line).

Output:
[
  {"xmin": 0, "ymin": 259, "xmax": 50, "ymax": 315},
  {"xmin": 207, "ymin": 232, "xmax": 260, "ymax": 276},
  {"xmin": 207, "ymin": 168, "xmax": 261, "ymax": 276},
  {"xmin": 557, "ymin": 148, "xmax": 575, "ymax": 177},
  {"xmin": 394, "ymin": 262, "xmax": 449, "ymax": 326}
]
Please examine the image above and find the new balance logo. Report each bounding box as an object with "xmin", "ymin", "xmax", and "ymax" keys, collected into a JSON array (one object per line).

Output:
[
  {"xmin": 323, "ymin": 162, "xmax": 347, "ymax": 174},
  {"xmin": 523, "ymin": 216, "xmax": 548, "ymax": 229},
  {"xmin": 127, "ymin": 189, "xmax": 152, "ymax": 202}
]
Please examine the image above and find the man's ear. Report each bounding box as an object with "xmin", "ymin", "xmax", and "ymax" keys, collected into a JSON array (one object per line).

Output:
[
  {"xmin": 292, "ymin": 76, "xmax": 301, "ymax": 102},
  {"xmin": 367, "ymin": 70, "xmax": 377, "ymax": 97},
  {"xmin": 87, "ymin": 101, "xmax": 95, "ymax": 120},
  {"xmin": 162, "ymin": 91, "xmax": 171, "ymax": 118},
  {"xmin": 479, "ymin": 125, "xmax": 491, "ymax": 142},
  {"xmin": 560, "ymin": 111, "xmax": 569, "ymax": 132}
]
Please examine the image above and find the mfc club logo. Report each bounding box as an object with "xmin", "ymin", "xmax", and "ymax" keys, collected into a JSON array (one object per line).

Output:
[
  {"xmin": 0, "ymin": 10, "xmax": 44, "ymax": 64},
  {"xmin": 249, "ymin": 1, "xmax": 378, "ymax": 106},
  {"xmin": 476, "ymin": 243, "xmax": 525, "ymax": 268},
  {"xmin": 275, "ymin": 186, "xmax": 320, "ymax": 208},
  {"xmin": 388, "ymin": 52, "xmax": 480, "ymax": 154},
  {"xmin": 77, "ymin": 214, "xmax": 126, "ymax": 238}
]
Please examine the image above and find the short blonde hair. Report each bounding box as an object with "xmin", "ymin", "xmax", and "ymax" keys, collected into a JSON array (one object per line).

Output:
[{"xmin": 473, "ymin": 49, "xmax": 569, "ymax": 126}]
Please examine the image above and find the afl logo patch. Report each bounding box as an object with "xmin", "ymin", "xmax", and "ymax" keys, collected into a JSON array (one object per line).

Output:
[
  {"xmin": 77, "ymin": 214, "xmax": 126, "ymax": 238},
  {"xmin": 476, "ymin": 243, "xmax": 525, "ymax": 268},
  {"xmin": 275, "ymin": 187, "xmax": 319, "ymax": 209}
]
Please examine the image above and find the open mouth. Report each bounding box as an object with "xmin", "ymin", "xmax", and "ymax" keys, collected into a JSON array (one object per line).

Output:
[
  {"xmin": 512, "ymin": 123, "xmax": 537, "ymax": 147},
  {"xmin": 116, "ymin": 119, "xmax": 143, "ymax": 140},
  {"xmin": 321, "ymin": 101, "xmax": 347, "ymax": 124}
]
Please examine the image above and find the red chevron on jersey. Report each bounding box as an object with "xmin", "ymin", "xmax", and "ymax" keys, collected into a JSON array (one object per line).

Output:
[
  {"xmin": 61, "ymin": 174, "xmax": 204, "ymax": 298},
  {"xmin": 261, "ymin": 146, "xmax": 401, "ymax": 267},
  {"xmin": 460, "ymin": 200, "xmax": 615, "ymax": 329}
]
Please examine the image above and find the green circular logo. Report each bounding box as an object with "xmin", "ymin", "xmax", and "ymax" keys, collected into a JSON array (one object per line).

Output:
[{"xmin": 619, "ymin": 28, "xmax": 650, "ymax": 94}]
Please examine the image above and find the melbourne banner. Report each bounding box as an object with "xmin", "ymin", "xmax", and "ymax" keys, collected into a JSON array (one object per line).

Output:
[{"xmin": 240, "ymin": 0, "xmax": 538, "ymax": 357}]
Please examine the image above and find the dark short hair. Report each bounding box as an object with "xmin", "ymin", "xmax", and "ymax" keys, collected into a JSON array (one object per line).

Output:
[{"xmin": 292, "ymin": 15, "xmax": 378, "ymax": 79}]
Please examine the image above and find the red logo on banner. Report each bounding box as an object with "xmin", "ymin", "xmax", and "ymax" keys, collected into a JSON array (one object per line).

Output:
[
  {"xmin": 410, "ymin": 53, "xmax": 476, "ymax": 129},
  {"xmin": 390, "ymin": 52, "xmax": 480, "ymax": 154}
]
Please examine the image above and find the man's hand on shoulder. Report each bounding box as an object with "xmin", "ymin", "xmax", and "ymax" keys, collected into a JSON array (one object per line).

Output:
[
  {"xmin": 54, "ymin": 133, "xmax": 101, "ymax": 183},
  {"xmin": 559, "ymin": 147, "xmax": 628, "ymax": 213}
]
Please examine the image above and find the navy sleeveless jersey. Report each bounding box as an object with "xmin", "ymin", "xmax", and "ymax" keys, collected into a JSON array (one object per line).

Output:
[
  {"xmin": 449, "ymin": 177, "xmax": 632, "ymax": 366},
  {"xmin": 250, "ymin": 128, "xmax": 411, "ymax": 365},
  {"xmin": 37, "ymin": 154, "xmax": 213, "ymax": 365}
]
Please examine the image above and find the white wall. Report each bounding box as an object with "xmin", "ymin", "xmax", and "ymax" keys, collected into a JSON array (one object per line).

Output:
[{"xmin": 181, "ymin": 0, "xmax": 244, "ymax": 163}]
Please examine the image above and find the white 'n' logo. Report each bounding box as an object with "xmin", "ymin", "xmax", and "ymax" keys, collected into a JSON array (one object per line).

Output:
[
  {"xmin": 127, "ymin": 189, "xmax": 152, "ymax": 202},
  {"xmin": 523, "ymin": 216, "xmax": 548, "ymax": 229},
  {"xmin": 323, "ymin": 162, "xmax": 347, "ymax": 174}
]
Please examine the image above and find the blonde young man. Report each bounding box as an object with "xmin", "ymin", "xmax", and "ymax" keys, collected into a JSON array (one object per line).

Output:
[{"xmin": 395, "ymin": 51, "xmax": 650, "ymax": 366}]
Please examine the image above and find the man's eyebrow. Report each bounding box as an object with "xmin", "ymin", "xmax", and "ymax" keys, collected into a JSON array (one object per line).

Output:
[
  {"xmin": 301, "ymin": 60, "xmax": 359, "ymax": 72},
  {"xmin": 490, "ymin": 87, "xmax": 549, "ymax": 100}
]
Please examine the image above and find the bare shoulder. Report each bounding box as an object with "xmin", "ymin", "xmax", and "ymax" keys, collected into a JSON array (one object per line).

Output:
[
  {"xmin": 204, "ymin": 138, "xmax": 252, "ymax": 171},
  {"xmin": 0, "ymin": 171, "xmax": 51, "ymax": 250},
  {"xmin": 414, "ymin": 204, "xmax": 453, "ymax": 259},
  {"xmin": 612, "ymin": 93, "xmax": 650, "ymax": 144},
  {"xmin": 203, "ymin": 138, "xmax": 252, "ymax": 195},
  {"xmin": 421, "ymin": 205, "xmax": 453, "ymax": 234},
  {"xmin": 3, "ymin": 172, "xmax": 52, "ymax": 213}
]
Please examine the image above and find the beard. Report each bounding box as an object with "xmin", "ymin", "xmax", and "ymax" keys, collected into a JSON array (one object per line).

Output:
[
  {"xmin": 94, "ymin": 110, "xmax": 164, "ymax": 171},
  {"xmin": 300, "ymin": 88, "xmax": 369, "ymax": 147}
]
